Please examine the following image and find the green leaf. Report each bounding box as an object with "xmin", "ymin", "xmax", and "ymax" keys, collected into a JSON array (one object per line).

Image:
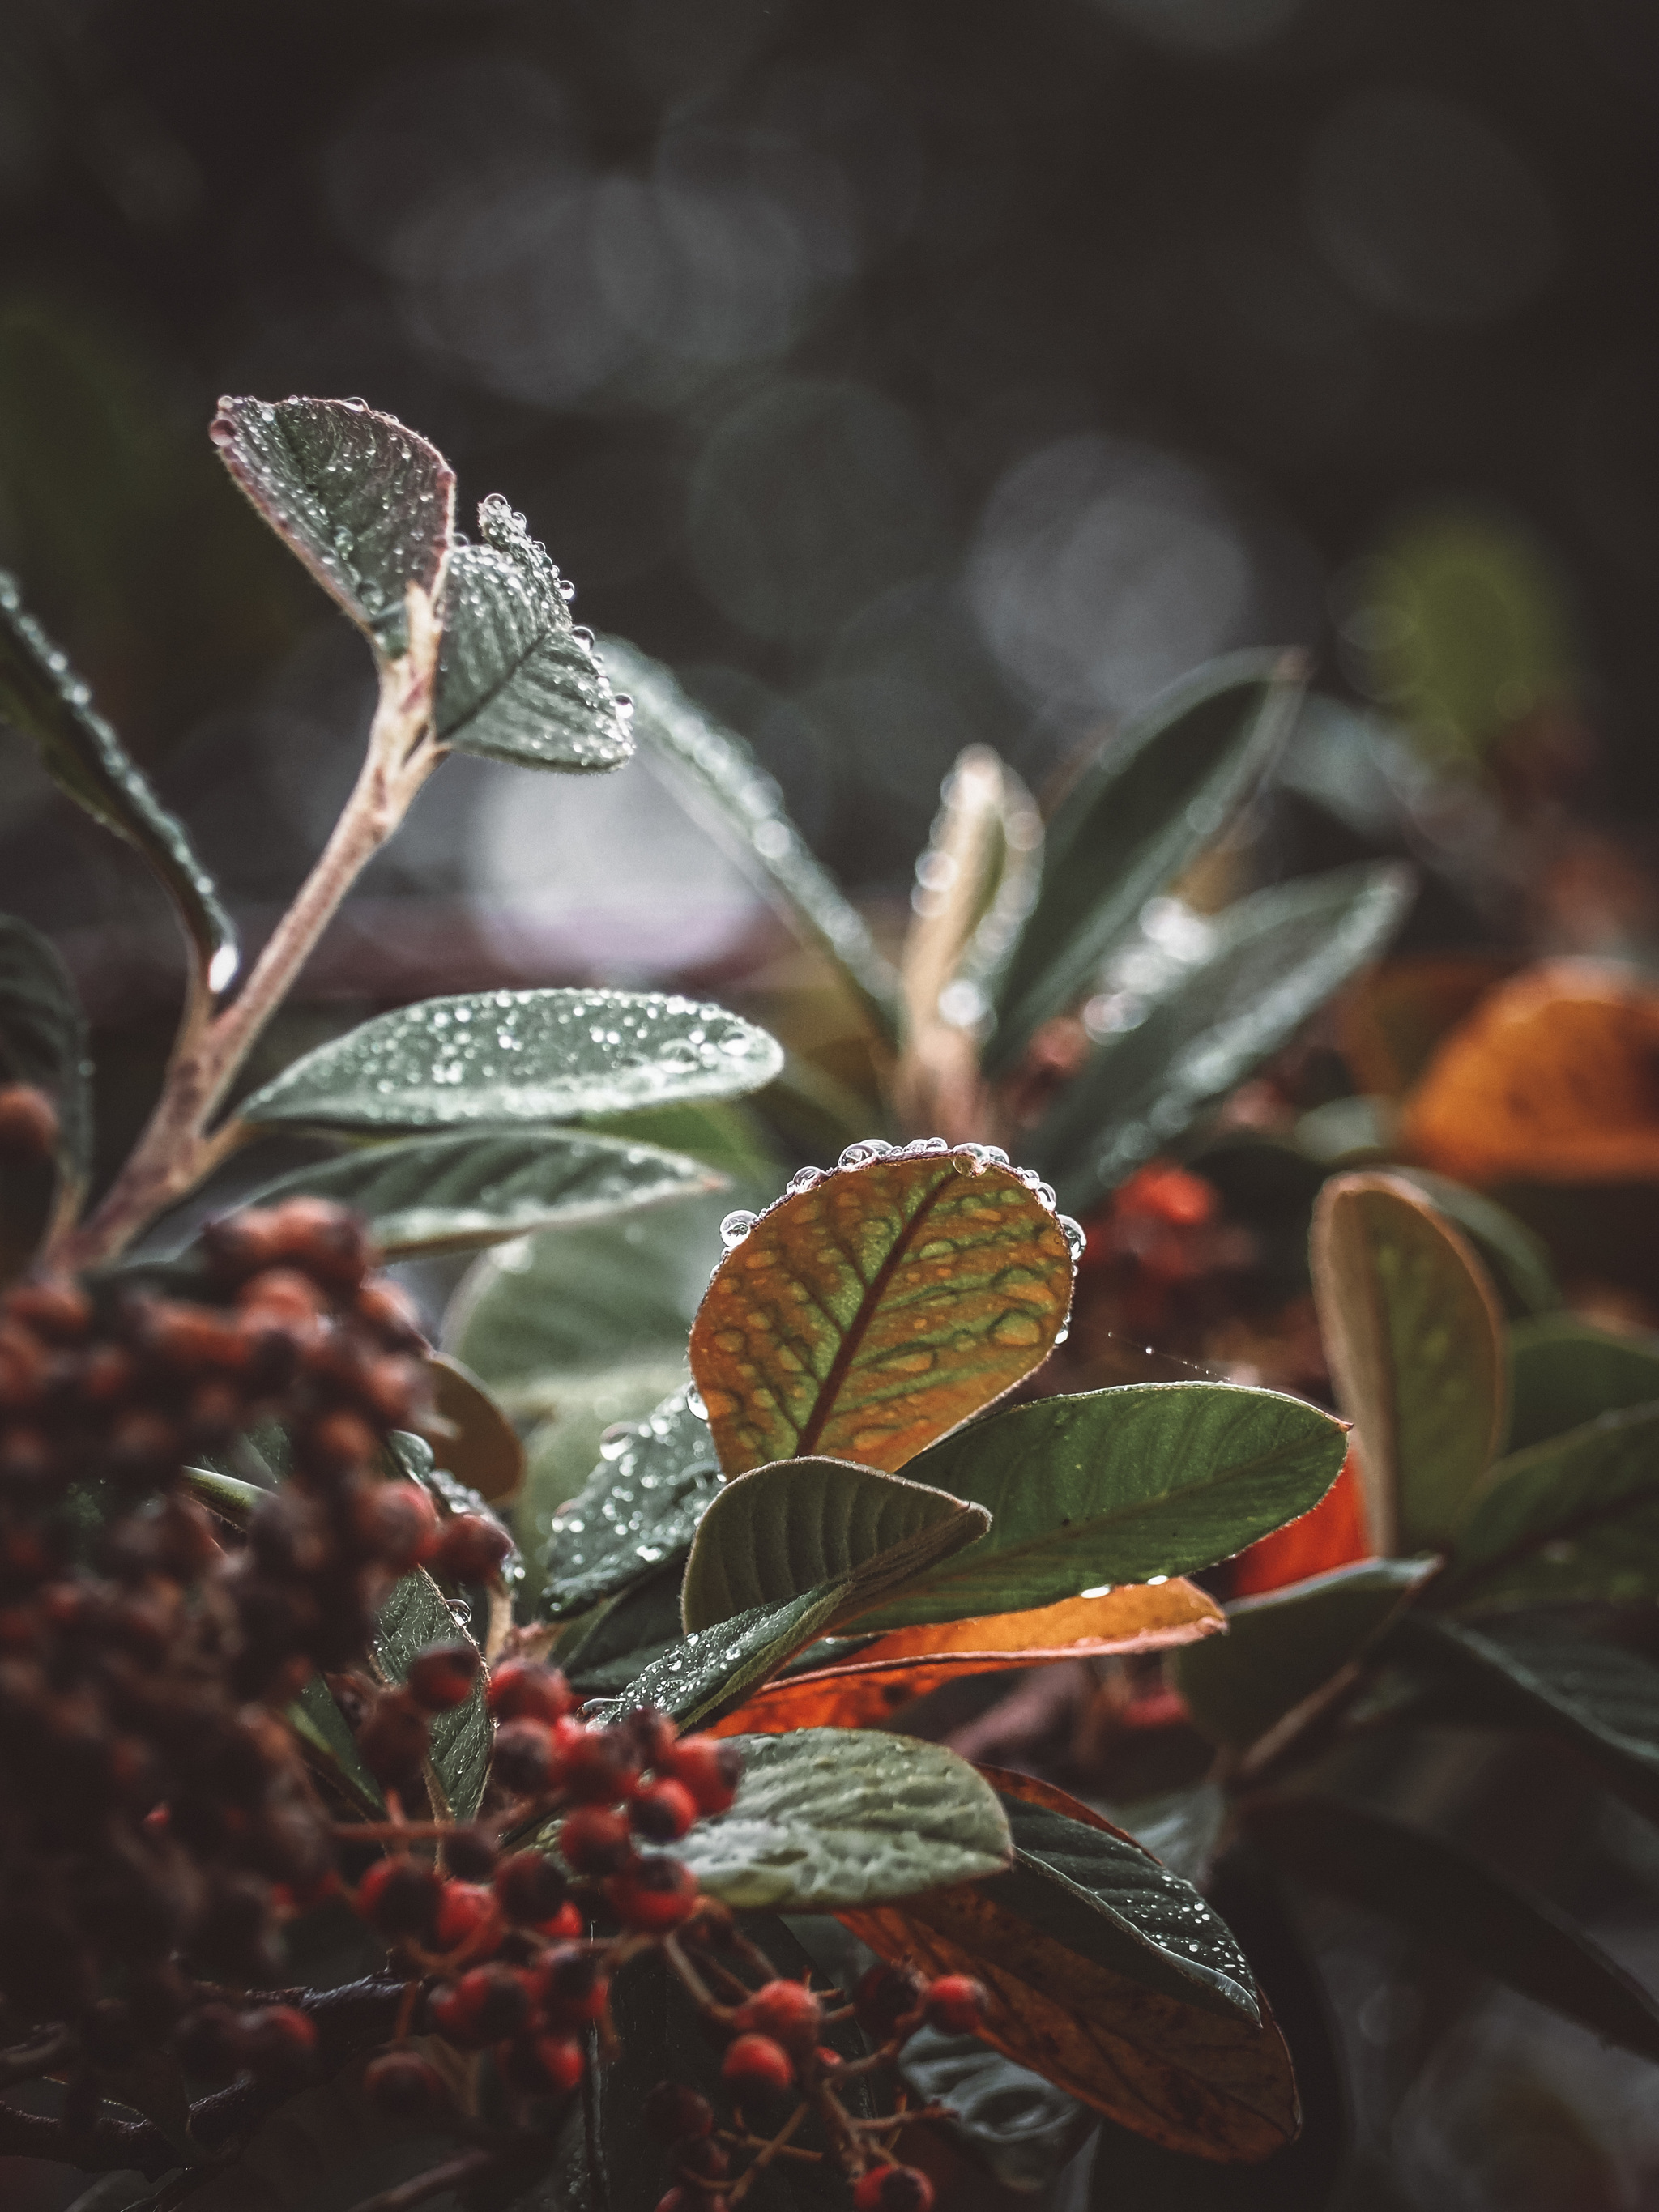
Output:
[
  {"xmin": 1439, "ymin": 1403, "xmax": 1659, "ymax": 1610},
  {"xmin": 225, "ymin": 1127, "xmax": 723, "ymax": 1258},
  {"xmin": 582, "ymin": 1098, "xmax": 783, "ymax": 1189},
  {"xmin": 603, "ymin": 635, "xmax": 900, "ymax": 1041},
  {"xmin": 544, "ymin": 1387, "xmax": 722, "ymax": 1622},
  {"xmin": 239, "ymin": 987, "xmax": 783, "ymax": 1133},
  {"xmin": 672, "ymin": 1728, "xmax": 1012, "ymax": 1909},
  {"xmin": 285, "ymin": 1675, "xmax": 385, "ymax": 1818},
  {"xmin": 848, "ymin": 1383, "xmax": 1348, "ymax": 1633},
  {"xmin": 0, "ymin": 912, "xmax": 91, "ymax": 1179},
  {"xmin": 1037, "ymin": 863, "xmax": 1413, "ymax": 1213},
  {"xmin": 1239, "ymin": 1790, "xmax": 1659, "ymax": 2062},
  {"xmin": 1114, "ymin": 1784, "xmax": 1226, "ymax": 1888},
  {"xmin": 1311, "ymin": 1170, "xmax": 1507, "ymax": 1555},
  {"xmin": 211, "ymin": 394, "xmax": 454, "ymax": 656},
  {"xmin": 1505, "ymin": 1315, "xmax": 1659, "ymax": 1454},
  {"xmin": 597, "ymin": 1582, "xmax": 851, "ymax": 1728},
  {"xmin": 898, "ymin": 2028, "xmax": 1093, "ymax": 2194},
  {"xmin": 680, "ymin": 1459, "xmax": 991, "ymax": 1633},
  {"xmin": 0, "ymin": 574, "xmax": 237, "ymax": 991},
  {"xmin": 520, "ymin": 1361, "xmax": 702, "ymax": 1599},
  {"xmin": 557, "ymin": 1562, "xmax": 688, "ymax": 1702},
  {"xmin": 1387, "ymin": 1168, "xmax": 1559, "ymax": 1319},
  {"xmin": 987, "ymin": 652, "xmax": 1307, "ymax": 1076},
  {"xmin": 181, "ymin": 1464, "xmax": 264, "ymax": 1524},
  {"xmin": 435, "ymin": 497, "xmax": 632, "ymax": 770},
  {"xmin": 369, "ymin": 1567, "xmax": 489, "ymax": 1822},
  {"xmin": 1176, "ymin": 1558, "xmax": 1437, "ymax": 1750}
]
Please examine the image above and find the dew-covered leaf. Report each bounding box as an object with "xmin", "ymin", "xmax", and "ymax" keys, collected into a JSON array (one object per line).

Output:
[
  {"xmin": 690, "ymin": 1146, "xmax": 1074, "ymax": 1479},
  {"xmin": 1037, "ymin": 864, "xmax": 1413, "ymax": 1213},
  {"xmin": 1505, "ymin": 1315, "xmax": 1659, "ymax": 1454},
  {"xmin": 370, "ymin": 1567, "xmax": 489, "ymax": 1821},
  {"xmin": 211, "ymin": 394, "xmax": 454, "ymax": 655},
  {"xmin": 436, "ymin": 497, "xmax": 632, "ymax": 771},
  {"xmin": 603, "ymin": 636, "xmax": 899, "ymax": 1040},
  {"xmin": 285, "ymin": 1674, "xmax": 385, "ymax": 1818},
  {"xmin": 0, "ymin": 575, "xmax": 237, "ymax": 991},
  {"xmin": 557, "ymin": 1562, "xmax": 688, "ymax": 1703},
  {"xmin": 1311, "ymin": 1171, "xmax": 1507, "ymax": 1554},
  {"xmin": 544, "ymin": 1387, "xmax": 722, "ymax": 1622},
  {"xmin": 680, "ymin": 1458, "xmax": 990, "ymax": 1633},
  {"xmin": 596, "ymin": 1583, "xmax": 850, "ymax": 1729},
  {"xmin": 229, "ymin": 1127, "xmax": 722, "ymax": 1257},
  {"xmin": 239, "ymin": 988, "xmax": 783, "ymax": 1133},
  {"xmin": 1176, "ymin": 1558, "xmax": 1436, "ymax": 1750},
  {"xmin": 672, "ymin": 1728, "xmax": 1011, "ymax": 1910},
  {"xmin": 0, "ymin": 912, "xmax": 91, "ymax": 1182},
  {"xmin": 987, "ymin": 652, "xmax": 1306, "ymax": 1076},
  {"xmin": 847, "ymin": 1383, "xmax": 1348, "ymax": 1633}
]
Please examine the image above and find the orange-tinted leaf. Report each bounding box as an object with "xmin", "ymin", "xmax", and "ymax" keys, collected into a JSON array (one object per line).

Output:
[
  {"xmin": 1228, "ymin": 1447, "xmax": 1371, "ymax": 1598},
  {"xmin": 711, "ymin": 1583, "xmax": 1222, "ymax": 1736},
  {"xmin": 839, "ymin": 1891, "xmax": 1298, "ymax": 2162},
  {"xmin": 1399, "ymin": 960, "xmax": 1659, "ymax": 1185},
  {"xmin": 690, "ymin": 1148, "xmax": 1074, "ymax": 1477},
  {"xmin": 427, "ymin": 1353, "xmax": 524, "ymax": 1503},
  {"xmin": 1339, "ymin": 955, "xmax": 1515, "ymax": 1099}
]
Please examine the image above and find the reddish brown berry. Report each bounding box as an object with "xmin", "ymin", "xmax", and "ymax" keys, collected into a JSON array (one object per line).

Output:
[
  {"xmin": 923, "ymin": 1974, "xmax": 987, "ymax": 2035},
  {"xmin": 644, "ymin": 2081, "xmax": 714, "ymax": 2142},
  {"xmin": 431, "ymin": 1513, "xmax": 512, "ymax": 1583},
  {"xmin": 560, "ymin": 1723, "xmax": 638, "ymax": 1805},
  {"xmin": 174, "ymin": 2003, "xmax": 247, "ymax": 2082},
  {"xmin": 608, "ymin": 1856, "xmax": 700, "ymax": 1933},
  {"xmin": 558, "ymin": 1805, "xmax": 633, "ymax": 1877},
  {"xmin": 676, "ymin": 2138, "xmax": 731, "ymax": 2184},
  {"xmin": 267, "ymin": 1197, "xmax": 373, "ymax": 1289},
  {"xmin": 303, "ymin": 1409, "xmax": 381, "ymax": 1475},
  {"xmin": 356, "ymin": 1857, "xmax": 442, "ymax": 1941},
  {"xmin": 429, "ymin": 1962, "xmax": 527, "ymax": 2047},
  {"xmin": 237, "ymin": 1268, "xmax": 328, "ymax": 1326},
  {"xmin": 355, "ymin": 1694, "xmax": 429, "ymax": 1788},
  {"xmin": 500, "ymin": 2033, "xmax": 585, "ymax": 2096},
  {"xmin": 487, "ymin": 1659, "xmax": 574, "ymax": 1725},
  {"xmin": 629, "ymin": 1778, "xmax": 697, "ymax": 1843},
  {"xmin": 662, "ymin": 1736, "xmax": 740, "ymax": 1816},
  {"xmin": 364, "ymin": 2049, "xmax": 450, "ymax": 2118},
  {"xmin": 356, "ymin": 1355, "xmax": 424, "ymax": 1426},
  {"xmin": 721, "ymin": 2032, "xmax": 794, "ymax": 2098},
  {"xmin": 0, "ymin": 1083, "xmax": 58, "ymax": 1161},
  {"xmin": 444, "ymin": 1823, "xmax": 499, "ymax": 1882},
  {"xmin": 6, "ymin": 1281, "xmax": 90, "ymax": 1341},
  {"xmin": 356, "ymin": 1481, "xmax": 439, "ymax": 1571},
  {"xmin": 626, "ymin": 1706, "xmax": 680, "ymax": 1769},
  {"xmin": 433, "ymin": 1879, "xmax": 503, "ymax": 1958},
  {"xmin": 853, "ymin": 1963, "xmax": 926, "ymax": 2040},
  {"xmin": 853, "ymin": 2168, "xmax": 933, "ymax": 2212},
  {"xmin": 202, "ymin": 1207, "xmax": 287, "ymax": 1282},
  {"xmin": 356, "ymin": 1280, "xmax": 427, "ymax": 1349},
  {"xmin": 0, "ymin": 1323, "xmax": 48, "ymax": 1410},
  {"xmin": 493, "ymin": 1717, "xmax": 559, "ymax": 1796},
  {"xmin": 535, "ymin": 1943, "xmax": 609, "ymax": 2027},
  {"xmin": 406, "ymin": 1640, "xmax": 482, "ymax": 1713},
  {"xmin": 494, "ymin": 1849, "xmax": 568, "ymax": 1928},
  {"xmin": 733, "ymin": 1980, "xmax": 823, "ymax": 2059},
  {"xmin": 241, "ymin": 2004, "xmax": 317, "ymax": 2078}
]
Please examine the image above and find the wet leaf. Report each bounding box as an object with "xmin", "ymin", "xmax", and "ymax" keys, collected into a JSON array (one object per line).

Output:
[
  {"xmin": 425, "ymin": 1355, "xmax": 523, "ymax": 1504},
  {"xmin": 987, "ymin": 651, "xmax": 1307, "ymax": 1076},
  {"xmin": 0, "ymin": 574, "xmax": 237, "ymax": 991},
  {"xmin": 1505, "ymin": 1315, "xmax": 1659, "ymax": 1454},
  {"xmin": 603, "ymin": 635, "xmax": 900, "ymax": 1040},
  {"xmin": 0, "ymin": 912, "xmax": 91, "ymax": 1182},
  {"xmin": 557, "ymin": 1562, "xmax": 687, "ymax": 1703},
  {"xmin": 1239, "ymin": 1790, "xmax": 1659, "ymax": 2061},
  {"xmin": 1227, "ymin": 1447, "xmax": 1371, "ymax": 1598},
  {"xmin": 241, "ymin": 989, "xmax": 783, "ymax": 1134},
  {"xmin": 544, "ymin": 1386, "xmax": 721, "ymax": 1622},
  {"xmin": 436, "ymin": 497, "xmax": 632, "ymax": 770},
  {"xmin": 711, "ymin": 1583, "xmax": 1223, "ymax": 1736},
  {"xmin": 285, "ymin": 1674, "xmax": 384, "ymax": 1818},
  {"xmin": 690, "ymin": 1147, "xmax": 1074, "ymax": 1479},
  {"xmin": 598, "ymin": 1581, "xmax": 851, "ymax": 1728},
  {"xmin": 1176, "ymin": 1558, "xmax": 1437, "ymax": 1750},
  {"xmin": 228, "ymin": 1127, "xmax": 723, "ymax": 1257},
  {"xmin": 212, "ymin": 394, "xmax": 454, "ymax": 656},
  {"xmin": 1115, "ymin": 1785, "xmax": 1228, "ymax": 1889},
  {"xmin": 370, "ymin": 1567, "xmax": 489, "ymax": 1821},
  {"xmin": 1400, "ymin": 960, "xmax": 1659, "ymax": 1183},
  {"xmin": 847, "ymin": 1383, "xmax": 1348, "ymax": 1633},
  {"xmin": 1311, "ymin": 1171, "xmax": 1507, "ymax": 1554},
  {"xmin": 681, "ymin": 1457, "xmax": 990, "ymax": 1633},
  {"xmin": 1038, "ymin": 863, "xmax": 1413, "ymax": 1214},
  {"xmin": 898, "ymin": 2025, "xmax": 1094, "ymax": 2193},
  {"xmin": 671, "ymin": 1728, "xmax": 1012, "ymax": 1910}
]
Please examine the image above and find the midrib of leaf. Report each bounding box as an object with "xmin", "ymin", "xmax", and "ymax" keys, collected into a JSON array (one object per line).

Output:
[
  {"xmin": 1447, "ymin": 1427, "xmax": 1659, "ymax": 1598},
  {"xmin": 442, "ymin": 555, "xmax": 552, "ymax": 730},
  {"xmin": 794, "ymin": 1178, "xmax": 954, "ymax": 1459}
]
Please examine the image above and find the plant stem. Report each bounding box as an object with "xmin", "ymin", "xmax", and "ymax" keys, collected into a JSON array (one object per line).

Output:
[{"xmin": 53, "ymin": 590, "xmax": 444, "ymax": 1273}]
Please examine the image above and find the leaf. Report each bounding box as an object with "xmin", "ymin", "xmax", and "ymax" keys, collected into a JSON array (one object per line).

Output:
[
  {"xmin": 369, "ymin": 1566, "xmax": 489, "ymax": 1821},
  {"xmin": 1399, "ymin": 959, "xmax": 1659, "ymax": 1183},
  {"xmin": 1238, "ymin": 1789, "xmax": 1659, "ymax": 2062},
  {"xmin": 689, "ymin": 1147, "xmax": 1074, "ymax": 1479},
  {"xmin": 897, "ymin": 2025, "xmax": 1094, "ymax": 2193},
  {"xmin": 1115, "ymin": 1784, "xmax": 1228, "ymax": 1889},
  {"xmin": 0, "ymin": 574, "xmax": 237, "ymax": 991},
  {"xmin": 1311, "ymin": 1170, "xmax": 1507, "ymax": 1554},
  {"xmin": 602, "ymin": 635, "xmax": 900, "ymax": 1040},
  {"xmin": 711, "ymin": 1583, "xmax": 1224, "ymax": 1737},
  {"xmin": 986, "ymin": 651, "xmax": 1307, "ymax": 1076},
  {"xmin": 597, "ymin": 1582, "xmax": 851, "ymax": 1728},
  {"xmin": 228, "ymin": 1127, "xmax": 723, "ymax": 1257},
  {"xmin": 1386, "ymin": 1167, "xmax": 1560, "ymax": 1318},
  {"xmin": 1505, "ymin": 1315, "xmax": 1659, "ymax": 1454},
  {"xmin": 425, "ymin": 1357, "xmax": 523, "ymax": 1505},
  {"xmin": 0, "ymin": 912, "xmax": 91, "ymax": 1180},
  {"xmin": 384, "ymin": 1430, "xmax": 524, "ymax": 1603},
  {"xmin": 211, "ymin": 394, "xmax": 454, "ymax": 656},
  {"xmin": 899, "ymin": 746, "xmax": 1043, "ymax": 1043},
  {"xmin": 435, "ymin": 497, "xmax": 632, "ymax": 770},
  {"xmin": 239, "ymin": 988, "xmax": 783, "ymax": 1133},
  {"xmin": 1037, "ymin": 863, "xmax": 1414, "ymax": 1213},
  {"xmin": 680, "ymin": 1458, "xmax": 991, "ymax": 1634},
  {"xmin": 557, "ymin": 1562, "xmax": 688, "ymax": 1703},
  {"xmin": 544, "ymin": 1387, "xmax": 722, "ymax": 1622},
  {"xmin": 846, "ymin": 1383, "xmax": 1349, "ymax": 1633},
  {"xmin": 669, "ymin": 1728, "xmax": 1012, "ymax": 1910},
  {"xmin": 1176, "ymin": 1558, "xmax": 1437, "ymax": 1750},
  {"xmin": 1227, "ymin": 1446, "xmax": 1371, "ymax": 1598},
  {"xmin": 1439, "ymin": 1403, "xmax": 1659, "ymax": 1611},
  {"xmin": 285, "ymin": 1674, "xmax": 384, "ymax": 1818}
]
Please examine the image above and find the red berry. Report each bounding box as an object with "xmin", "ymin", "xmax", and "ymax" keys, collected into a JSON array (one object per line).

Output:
[
  {"xmin": 676, "ymin": 2138, "xmax": 730, "ymax": 2184},
  {"xmin": 627, "ymin": 1706, "xmax": 680, "ymax": 1769},
  {"xmin": 853, "ymin": 1963, "xmax": 926, "ymax": 2041},
  {"xmin": 500, "ymin": 2033, "xmax": 585, "ymax": 2096},
  {"xmin": 364, "ymin": 2049, "xmax": 450, "ymax": 2118},
  {"xmin": 240, "ymin": 2005, "xmax": 317, "ymax": 2079},
  {"xmin": 433, "ymin": 1879, "xmax": 503, "ymax": 1958},
  {"xmin": 558, "ymin": 1805, "xmax": 633, "ymax": 1877},
  {"xmin": 356, "ymin": 1279, "xmax": 428, "ymax": 1349},
  {"xmin": 356, "ymin": 1481, "xmax": 439, "ymax": 1571},
  {"xmin": 432, "ymin": 1513, "xmax": 512, "ymax": 1583},
  {"xmin": 733, "ymin": 1980, "xmax": 823, "ymax": 2060},
  {"xmin": 0, "ymin": 1084, "xmax": 58, "ymax": 1161},
  {"xmin": 492, "ymin": 1718, "xmax": 559, "ymax": 1796},
  {"xmin": 534, "ymin": 1944, "xmax": 609, "ymax": 2028},
  {"xmin": 429, "ymin": 1963, "xmax": 527, "ymax": 2048},
  {"xmin": 237, "ymin": 1268, "xmax": 328, "ymax": 1327},
  {"xmin": 644, "ymin": 2081, "xmax": 714, "ymax": 2142},
  {"xmin": 494, "ymin": 1849, "xmax": 569, "ymax": 1929},
  {"xmin": 356, "ymin": 1857, "xmax": 442, "ymax": 1941},
  {"xmin": 629, "ymin": 1779, "xmax": 697, "ymax": 1843},
  {"xmin": 355, "ymin": 1694, "xmax": 429, "ymax": 1788},
  {"xmin": 923, "ymin": 1974, "xmax": 987, "ymax": 2035},
  {"xmin": 853, "ymin": 2167, "xmax": 933, "ymax": 2212},
  {"xmin": 5, "ymin": 1281, "xmax": 90, "ymax": 1341},
  {"xmin": 444, "ymin": 1824, "xmax": 499, "ymax": 1882},
  {"xmin": 303, "ymin": 1409, "xmax": 381, "ymax": 1474},
  {"xmin": 661, "ymin": 1737, "xmax": 741, "ymax": 1816},
  {"xmin": 721, "ymin": 2032, "xmax": 794, "ymax": 2098},
  {"xmin": 558, "ymin": 1723, "xmax": 638, "ymax": 1805},
  {"xmin": 607, "ymin": 1856, "xmax": 699, "ymax": 1933},
  {"xmin": 267, "ymin": 1196, "xmax": 373, "ymax": 1289},
  {"xmin": 488, "ymin": 1660, "xmax": 575, "ymax": 1725},
  {"xmin": 407, "ymin": 1640, "xmax": 483, "ymax": 1713}
]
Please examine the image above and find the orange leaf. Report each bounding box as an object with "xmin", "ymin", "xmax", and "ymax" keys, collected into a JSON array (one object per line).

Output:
[
  {"xmin": 710, "ymin": 1583, "xmax": 1223, "ymax": 1737},
  {"xmin": 1228, "ymin": 1448, "xmax": 1370, "ymax": 1598},
  {"xmin": 1399, "ymin": 960, "xmax": 1659, "ymax": 1185},
  {"xmin": 1339, "ymin": 955, "xmax": 1516, "ymax": 1099},
  {"xmin": 690, "ymin": 1149, "xmax": 1073, "ymax": 1477}
]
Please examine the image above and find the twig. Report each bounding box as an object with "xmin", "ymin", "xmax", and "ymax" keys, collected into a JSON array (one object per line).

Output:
[
  {"xmin": 339, "ymin": 2146, "xmax": 502, "ymax": 2212},
  {"xmin": 727, "ymin": 2100, "xmax": 812, "ymax": 2206},
  {"xmin": 0, "ymin": 2095, "xmax": 173, "ymax": 2178},
  {"xmin": 0, "ymin": 2027, "xmax": 73, "ymax": 2088}
]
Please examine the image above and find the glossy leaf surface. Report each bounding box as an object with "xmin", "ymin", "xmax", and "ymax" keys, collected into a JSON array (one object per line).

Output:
[
  {"xmin": 232, "ymin": 1126, "xmax": 721, "ymax": 1257},
  {"xmin": 544, "ymin": 1387, "xmax": 721, "ymax": 1621},
  {"xmin": 0, "ymin": 913, "xmax": 91, "ymax": 1179},
  {"xmin": 987, "ymin": 651, "xmax": 1305, "ymax": 1074},
  {"xmin": 371, "ymin": 1567, "xmax": 489, "ymax": 1820},
  {"xmin": 849, "ymin": 1383, "xmax": 1348, "ymax": 1632},
  {"xmin": 212, "ymin": 394, "xmax": 453, "ymax": 654},
  {"xmin": 681, "ymin": 1457, "xmax": 989, "ymax": 1633},
  {"xmin": 598, "ymin": 1582, "xmax": 850, "ymax": 1728},
  {"xmin": 240, "ymin": 988, "xmax": 783, "ymax": 1132},
  {"xmin": 690, "ymin": 1149, "xmax": 1073, "ymax": 1477},
  {"xmin": 1505, "ymin": 1315, "xmax": 1659, "ymax": 1454},
  {"xmin": 557, "ymin": 1562, "xmax": 686, "ymax": 1703},
  {"xmin": 1177, "ymin": 1558, "xmax": 1436, "ymax": 1750},
  {"xmin": 898, "ymin": 2027, "xmax": 1093, "ymax": 2193},
  {"xmin": 1311, "ymin": 1171, "xmax": 1506, "ymax": 1554},
  {"xmin": 672, "ymin": 1728, "xmax": 1012, "ymax": 1909},
  {"xmin": 1038, "ymin": 863, "xmax": 1412, "ymax": 1213}
]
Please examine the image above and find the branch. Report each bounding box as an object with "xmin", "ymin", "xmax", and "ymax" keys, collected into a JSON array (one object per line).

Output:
[
  {"xmin": 0, "ymin": 2095, "xmax": 174, "ymax": 2179},
  {"xmin": 341, "ymin": 2146, "xmax": 506, "ymax": 2212}
]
